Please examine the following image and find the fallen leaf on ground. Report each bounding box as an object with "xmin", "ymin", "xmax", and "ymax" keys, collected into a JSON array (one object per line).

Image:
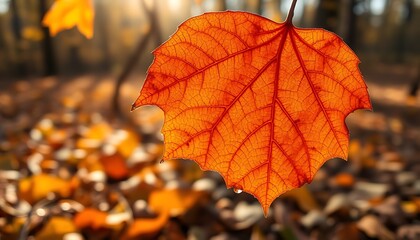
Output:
[
  {"xmin": 19, "ymin": 173, "xmax": 72, "ymax": 204},
  {"xmin": 282, "ymin": 185, "xmax": 321, "ymax": 212},
  {"xmin": 100, "ymin": 153, "xmax": 129, "ymax": 180},
  {"xmin": 36, "ymin": 217, "xmax": 77, "ymax": 240},
  {"xmin": 84, "ymin": 122, "xmax": 112, "ymax": 140},
  {"xmin": 357, "ymin": 215, "xmax": 395, "ymax": 240},
  {"xmin": 122, "ymin": 189, "xmax": 204, "ymax": 239},
  {"xmin": 74, "ymin": 208, "xmax": 107, "ymax": 230},
  {"xmin": 333, "ymin": 173, "xmax": 355, "ymax": 187},
  {"xmin": 114, "ymin": 129, "xmax": 141, "ymax": 158},
  {"xmin": 148, "ymin": 189, "xmax": 204, "ymax": 216},
  {"xmin": 334, "ymin": 223, "xmax": 360, "ymax": 240},
  {"xmin": 121, "ymin": 210, "xmax": 169, "ymax": 240}
]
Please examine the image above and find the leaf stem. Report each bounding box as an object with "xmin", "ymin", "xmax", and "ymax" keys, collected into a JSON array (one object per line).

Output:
[{"xmin": 285, "ymin": 0, "xmax": 297, "ymax": 24}]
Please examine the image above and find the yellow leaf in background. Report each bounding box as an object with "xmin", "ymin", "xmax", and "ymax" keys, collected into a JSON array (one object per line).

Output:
[
  {"xmin": 122, "ymin": 210, "xmax": 169, "ymax": 240},
  {"xmin": 115, "ymin": 129, "xmax": 140, "ymax": 158},
  {"xmin": 149, "ymin": 189, "xmax": 204, "ymax": 216},
  {"xmin": 19, "ymin": 174, "xmax": 73, "ymax": 204},
  {"xmin": 42, "ymin": 0, "xmax": 94, "ymax": 39},
  {"xmin": 1, "ymin": 217, "xmax": 26, "ymax": 235},
  {"xmin": 36, "ymin": 217, "xmax": 77, "ymax": 240},
  {"xmin": 85, "ymin": 122, "xmax": 112, "ymax": 140}
]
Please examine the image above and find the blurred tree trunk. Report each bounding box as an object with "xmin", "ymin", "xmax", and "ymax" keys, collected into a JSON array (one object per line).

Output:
[
  {"xmin": 395, "ymin": 0, "xmax": 414, "ymax": 62},
  {"xmin": 214, "ymin": 0, "xmax": 227, "ymax": 11},
  {"xmin": 0, "ymin": 16, "xmax": 7, "ymax": 76},
  {"xmin": 338, "ymin": 0, "xmax": 357, "ymax": 47},
  {"xmin": 409, "ymin": 63, "xmax": 419, "ymax": 98},
  {"xmin": 315, "ymin": 0, "xmax": 339, "ymax": 32},
  {"xmin": 267, "ymin": 0, "xmax": 282, "ymax": 22},
  {"xmin": 39, "ymin": 0, "xmax": 56, "ymax": 76},
  {"xmin": 112, "ymin": 0, "xmax": 162, "ymax": 118},
  {"xmin": 381, "ymin": 0, "xmax": 412, "ymax": 62},
  {"xmin": 301, "ymin": 0, "xmax": 318, "ymax": 27},
  {"xmin": 272, "ymin": 0, "xmax": 281, "ymax": 8},
  {"xmin": 246, "ymin": 0, "xmax": 263, "ymax": 14},
  {"xmin": 96, "ymin": 1, "xmax": 112, "ymax": 70},
  {"xmin": 256, "ymin": 0, "xmax": 263, "ymax": 15},
  {"xmin": 10, "ymin": 0, "xmax": 25, "ymax": 77}
]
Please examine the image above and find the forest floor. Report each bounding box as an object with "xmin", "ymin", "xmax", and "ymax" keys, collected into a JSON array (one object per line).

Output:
[{"xmin": 0, "ymin": 62, "xmax": 420, "ymax": 240}]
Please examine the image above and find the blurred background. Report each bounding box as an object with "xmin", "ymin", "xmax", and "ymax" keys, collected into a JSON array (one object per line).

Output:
[{"xmin": 0, "ymin": 0, "xmax": 420, "ymax": 239}]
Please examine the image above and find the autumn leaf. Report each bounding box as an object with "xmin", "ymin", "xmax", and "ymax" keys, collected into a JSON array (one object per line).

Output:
[
  {"xmin": 36, "ymin": 217, "xmax": 77, "ymax": 240},
  {"xmin": 42, "ymin": 0, "xmax": 94, "ymax": 39},
  {"xmin": 122, "ymin": 189, "xmax": 205, "ymax": 239},
  {"xmin": 121, "ymin": 210, "xmax": 169, "ymax": 240},
  {"xmin": 282, "ymin": 186, "xmax": 321, "ymax": 212},
  {"xmin": 148, "ymin": 189, "xmax": 204, "ymax": 216},
  {"xmin": 133, "ymin": 2, "xmax": 371, "ymax": 215},
  {"xmin": 100, "ymin": 153, "xmax": 129, "ymax": 180},
  {"xmin": 19, "ymin": 173, "xmax": 73, "ymax": 204},
  {"xmin": 74, "ymin": 208, "xmax": 107, "ymax": 230}
]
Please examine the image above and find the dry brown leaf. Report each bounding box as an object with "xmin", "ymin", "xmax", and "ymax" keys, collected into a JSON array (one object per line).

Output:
[{"xmin": 281, "ymin": 185, "xmax": 320, "ymax": 212}]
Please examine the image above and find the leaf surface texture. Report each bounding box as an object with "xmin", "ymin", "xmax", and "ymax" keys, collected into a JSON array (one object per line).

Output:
[{"xmin": 133, "ymin": 12, "xmax": 371, "ymax": 214}]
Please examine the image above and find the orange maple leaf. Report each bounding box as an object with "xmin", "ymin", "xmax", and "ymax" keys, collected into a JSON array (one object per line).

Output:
[
  {"xmin": 132, "ymin": 1, "xmax": 371, "ymax": 215},
  {"xmin": 42, "ymin": 0, "xmax": 94, "ymax": 39},
  {"xmin": 122, "ymin": 210, "xmax": 169, "ymax": 240},
  {"xmin": 74, "ymin": 208, "xmax": 107, "ymax": 230}
]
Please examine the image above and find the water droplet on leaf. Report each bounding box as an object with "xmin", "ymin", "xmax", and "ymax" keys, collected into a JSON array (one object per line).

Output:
[{"xmin": 233, "ymin": 188, "xmax": 242, "ymax": 194}]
